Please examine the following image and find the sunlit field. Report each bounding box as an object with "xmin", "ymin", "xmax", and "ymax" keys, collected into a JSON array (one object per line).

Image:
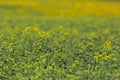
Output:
[{"xmin": 0, "ymin": 0, "xmax": 120, "ymax": 80}]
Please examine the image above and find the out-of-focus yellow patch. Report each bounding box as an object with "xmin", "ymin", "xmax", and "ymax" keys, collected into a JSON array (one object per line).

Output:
[
  {"xmin": 104, "ymin": 40, "xmax": 112, "ymax": 50},
  {"xmin": 0, "ymin": 0, "xmax": 120, "ymax": 16},
  {"xmin": 103, "ymin": 28, "xmax": 110, "ymax": 34}
]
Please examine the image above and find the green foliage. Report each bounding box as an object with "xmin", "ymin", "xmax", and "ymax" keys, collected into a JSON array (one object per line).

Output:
[{"xmin": 0, "ymin": 16, "xmax": 120, "ymax": 80}]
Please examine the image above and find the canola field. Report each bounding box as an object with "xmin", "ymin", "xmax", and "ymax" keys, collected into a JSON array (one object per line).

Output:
[{"xmin": 0, "ymin": 0, "xmax": 120, "ymax": 80}]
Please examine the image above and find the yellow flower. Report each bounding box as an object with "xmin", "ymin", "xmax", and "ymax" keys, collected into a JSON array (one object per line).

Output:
[
  {"xmin": 38, "ymin": 31, "xmax": 46, "ymax": 37},
  {"xmin": 72, "ymin": 60, "xmax": 79, "ymax": 67},
  {"xmin": 93, "ymin": 55, "xmax": 99, "ymax": 62},
  {"xmin": 40, "ymin": 55, "xmax": 46, "ymax": 63},
  {"xmin": 103, "ymin": 40, "xmax": 112, "ymax": 50},
  {"xmin": 33, "ymin": 27, "xmax": 39, "ymax": 32},
  {"xmin": 103, "ymin": 53, "xmax": 116, "ymax": 61},
  {"xmin": 25, "ymin": 26, "xmax": 31, "ymax": 31},
  {"xmin": 65, "ymin": 32, "xmax": 69, "ymax": 35},
  {"xmin": 93, "ymin": 52, "xmax": 100, "ymax": 62}
]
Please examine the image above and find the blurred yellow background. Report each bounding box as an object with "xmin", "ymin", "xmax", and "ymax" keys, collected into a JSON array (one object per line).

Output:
[{"xmin": 0, "ymin": 0, "xmax": 120, "ymax": 16}]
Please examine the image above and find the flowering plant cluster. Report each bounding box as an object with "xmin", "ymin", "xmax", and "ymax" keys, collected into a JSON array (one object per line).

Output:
[{"xmin": 0, "ymin": 17, "xmax": 120, "ymax": 80}]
